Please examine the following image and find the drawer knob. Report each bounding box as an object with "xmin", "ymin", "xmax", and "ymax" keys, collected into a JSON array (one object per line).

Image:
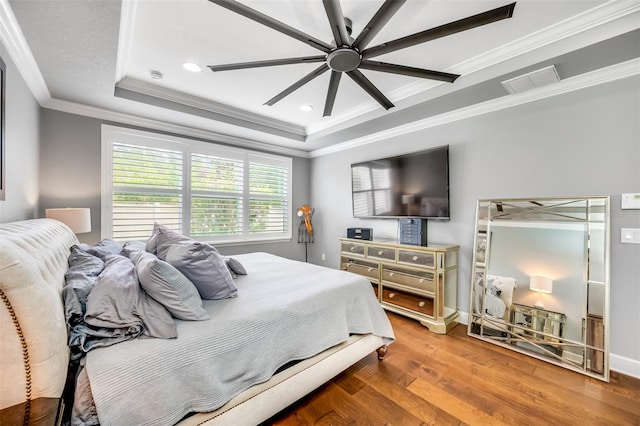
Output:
[
  {"xmin": 378, "ymin": 250, "xmax": 383, "ymax": 256},
  {"xmin": 418, "ymin": 301, "xmax": 425, "ymax": 307},
  {"xmin": 412, "ymin": 255, "xmax": 418, "ymax": 261},
  {"xmin": 389, "ymin": 272, "xmax": 394, "ymax": 277},
  {"xmin": 389, "ymin": 292, "xmax": 395, "ymax": 298},
  {"xmin": 368, "ymin": 267, "xmax": 373, "ymax": 272},
  {"xmin": 350, "ymin": 247, "xmax": 356, "ymax": 252},
  {"xmin": 419, "ymin": 278, "xmax": 424, "ymax": 283}
]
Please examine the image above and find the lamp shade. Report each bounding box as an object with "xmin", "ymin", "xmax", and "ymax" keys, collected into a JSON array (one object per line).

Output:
[
  {"xmin": 46, "ymin": 208, "xmax": 91, "ymax": 234},
  {"xmin": 529, "ymin": 276, "xmax": 553, "ymax": 294}
]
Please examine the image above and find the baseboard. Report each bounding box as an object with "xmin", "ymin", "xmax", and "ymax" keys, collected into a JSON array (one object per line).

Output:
[
  {"xmin": 610, "ymin": 354, "xmax": 640, "ymax": 379},
  {"xmin": 456, "ymin": 311, "xmax": 640, "ymax": 379}
]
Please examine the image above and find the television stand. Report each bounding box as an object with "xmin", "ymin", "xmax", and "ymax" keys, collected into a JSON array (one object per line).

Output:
[{"xmin": 339, "ymin": 237, "xmax": 459, "ymax": 334}]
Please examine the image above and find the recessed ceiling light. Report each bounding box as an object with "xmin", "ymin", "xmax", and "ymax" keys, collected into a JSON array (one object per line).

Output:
[
  {"xmin": 183, "ymin": 62, "xmax": 203, "ymax": 72},
  {"xmin": 299, "ymin": 105, "xmax": 313, "ymax": 112},
  {"xmin": 149, "ymin": 70, "xmax": 163, "ymax": 80}
]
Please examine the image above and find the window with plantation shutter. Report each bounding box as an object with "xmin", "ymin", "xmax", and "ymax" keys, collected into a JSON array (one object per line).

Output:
[
  {"xmin": 111, "ymin": 142, "xmax": 183, "ymax": 241},
  {"xmin": 102, "ymin": 126, "xmax": 292, "ymax": 243},
  {"xmin": 249, "ymin": 156, "xmax": 289, "ymax": 235},
  {"xmin": 190, "ymin": 153, "xmax": 244, "ymax": 238}
]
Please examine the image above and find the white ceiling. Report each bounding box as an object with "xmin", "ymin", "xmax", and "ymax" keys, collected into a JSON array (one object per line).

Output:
[{"xmin": 4, "ymin": 0, "xmax": 640, "ymax": 154}]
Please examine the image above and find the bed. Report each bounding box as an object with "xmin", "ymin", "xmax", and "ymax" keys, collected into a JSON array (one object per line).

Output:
[{"xmin": 0, "ymin": 219, "xmax": 394, "ymax": 425}]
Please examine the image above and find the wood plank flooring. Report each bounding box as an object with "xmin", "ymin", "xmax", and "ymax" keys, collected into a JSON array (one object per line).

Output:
[{"xmin": 264, "ymin": 312, "xmax": 640, "ymax": 426}]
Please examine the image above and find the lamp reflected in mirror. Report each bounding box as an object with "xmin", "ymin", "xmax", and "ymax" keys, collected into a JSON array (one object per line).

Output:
[{"xmin": 530, "ymin": 276, "xmax": 553, "ymax": 309}]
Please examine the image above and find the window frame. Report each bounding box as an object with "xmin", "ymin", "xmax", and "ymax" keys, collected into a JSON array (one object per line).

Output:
[{"xmin": 101, "ymin": 125, "xmax": 293, "ymax": 244}]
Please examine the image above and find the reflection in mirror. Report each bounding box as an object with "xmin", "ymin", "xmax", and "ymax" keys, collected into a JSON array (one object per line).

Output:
[{"xmin": 468, "ymin": 197, "xmax": 610, "ymax": 381}]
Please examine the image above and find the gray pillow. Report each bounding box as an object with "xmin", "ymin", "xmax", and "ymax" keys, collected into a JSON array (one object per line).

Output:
[
  {"xmin": 166, "ymin": 241, "xmax": 238, "ymax": 300},
  {"xmin": 224, "ymin": 257, "xmax": 247, "ymax": 276},
  {"xmin": 147, "ymin": 223, "xmax": 192, "ymax": 260},
  {"xmin": 128, "ymin": 251, "xmax": 209, "ymax": 321}
]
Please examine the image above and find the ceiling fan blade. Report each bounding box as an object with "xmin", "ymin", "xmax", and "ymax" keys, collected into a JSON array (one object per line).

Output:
[
  {"xmin": 360, "ymin": 60, "xmax": 459, "ymax": 83},
  {"xmin": 209, "ymin": 0, "xmax": 333, "ymax": 53},
  {"xmin": 353, "ymin": 0, "xmax": 406, "ymax": 50},
  {"xmin": 362, "ymin": 2, "xmax": 516, "ymax": 59},
  {"xmin": 323, "ymin": 71, "xmax": 342, "ymax": 116},
  {"xmin": 323, "ymin": 0, "xmax": 351, "ymax": 47},
  {"xmin": 264, "ymin": 64, "xmax": 330, "ymax": 106},
  {"xmin": 346, "ymin": 69, "xmax": 394, "ymax": 110},
  {"xmin": 208, "ymin": 56, "xmax": 326, "ymax": 72}
]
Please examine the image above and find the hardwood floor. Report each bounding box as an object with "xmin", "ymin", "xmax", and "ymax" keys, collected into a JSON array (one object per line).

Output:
[{"xmin": 265, "ymin": 312, "xmax": 640, "ymax": 426}]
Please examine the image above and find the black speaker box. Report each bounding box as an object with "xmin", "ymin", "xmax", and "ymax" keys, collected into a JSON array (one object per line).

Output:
[{"xmin": 347, "ymin": 227, "xmax": 373, "ymax": 240}]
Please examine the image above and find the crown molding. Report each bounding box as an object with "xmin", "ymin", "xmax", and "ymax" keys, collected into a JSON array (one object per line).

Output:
[
  {"xmin": 116, "ymin": 77, "xmax": 306, "ymax": 137},
  {"xmin": 114, "ymin": 0, "xmax": 137, "ymax": 83},
  {"xmin": 0, "ymin": 0, "xmax": 50, "ymax": 102},
  {"xmin": 309, "ymin": 58, "xmax": 640, "ymax": 158},
  {"xmin": 44, "ymin": 97, "xmax": 310, "ymax": 158}
]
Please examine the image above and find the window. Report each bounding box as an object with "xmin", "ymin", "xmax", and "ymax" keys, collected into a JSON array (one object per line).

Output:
[{"xmin": 102, "ymin": 125, "xmax": 292, "ymax": 243}]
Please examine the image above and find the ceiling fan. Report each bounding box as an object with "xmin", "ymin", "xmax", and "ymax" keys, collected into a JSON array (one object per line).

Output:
[{"xmin": 207, "ymin": 0, "xmax": 516, "ymax": 117}]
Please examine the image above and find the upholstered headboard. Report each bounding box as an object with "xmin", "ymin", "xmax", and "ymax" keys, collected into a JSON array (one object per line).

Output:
[{"xmin": 0, "ymin": 219, "xmax": 78, "ymax": 411}]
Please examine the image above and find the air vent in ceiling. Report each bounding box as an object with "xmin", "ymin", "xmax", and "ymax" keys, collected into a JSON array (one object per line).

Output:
[{"xmin": 501, "ymin": 65, "xmax": 560, "ymax": 94}]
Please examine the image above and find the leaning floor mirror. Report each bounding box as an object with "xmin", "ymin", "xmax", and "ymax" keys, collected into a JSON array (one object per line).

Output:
[{"xmin": 468, "ymin": 196, "xmax": 610, "ymax": 381}]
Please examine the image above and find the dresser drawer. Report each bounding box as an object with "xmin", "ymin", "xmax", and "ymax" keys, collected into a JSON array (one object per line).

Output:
[
  {"xmin": 398, "ymin": 249, "xmax": 435, "ymax": 268},
  {"xmin": 341, "ymin": 241, "xmax": 366, "ymax": 256},
  {"xmin": 382, "ymin": 287, "xmax": 434, "ymax": 317},
  {"xmin": 382, "ymin": 268, "xmax": 435, "ymax": 293},
  {"xmin": 344, "ymin": 261, "xmax": 379, "ymax": 280},
  {"xmin": 367, "ymin": 245, "xmax": 396, "ymax": 261}
]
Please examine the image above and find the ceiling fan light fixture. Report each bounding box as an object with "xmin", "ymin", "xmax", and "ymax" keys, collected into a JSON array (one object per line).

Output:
[
  {"xmin": 207, "ymin": 0, "xmax": 517, "ymax": 116},
  {"xmin": 327, "ymin": 48, "xmax": 361, "ymax": 72},
  {"xmin": 183, "ymin": 62, "xmax": 203, "ymax": 72}
]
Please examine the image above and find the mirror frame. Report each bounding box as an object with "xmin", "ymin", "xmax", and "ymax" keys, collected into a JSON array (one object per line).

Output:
[{"xmin": 467, "ymin": 196, "xmax": 610, "ymax": 382}]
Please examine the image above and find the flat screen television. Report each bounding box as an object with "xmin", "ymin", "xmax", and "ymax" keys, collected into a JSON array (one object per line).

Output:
[{"xmin": 351, "ymin": 145, "xmax": 450, "ymax": 220}]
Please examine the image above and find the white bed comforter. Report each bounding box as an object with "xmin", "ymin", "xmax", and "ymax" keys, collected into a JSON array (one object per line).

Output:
[{"xmin": 85, "ymin": 252, "xmax": 394, "ymax": 425}]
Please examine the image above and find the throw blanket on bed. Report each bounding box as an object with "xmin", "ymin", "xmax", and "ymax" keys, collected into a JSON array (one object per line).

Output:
[
  {"xmin": 63, "ymin": 247, "xmax": 177, "ymax": 356},
  {"xmin": 84, "ymin": 252, "xmax": 394, "ymax": 426}
]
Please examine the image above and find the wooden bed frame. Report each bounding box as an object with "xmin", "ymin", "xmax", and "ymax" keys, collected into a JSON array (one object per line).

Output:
[{"xmin": 0, "ymin": 219, "xmax": 387, "ymax": 425}]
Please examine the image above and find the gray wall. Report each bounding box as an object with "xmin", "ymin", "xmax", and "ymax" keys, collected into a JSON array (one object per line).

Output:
[
  {"xmin": 38, "ymin": 109, "xmax": 311, "ymax": 260},
  {"xmin": 309, "ymin": 76, "xmax": 640, "ymax": 366},
  {"xmin": 0, "ymin": 43, "xmax": 40, "ymax": 222},
  {"xmin": 39, "ymin": 110, "xmax": 102, "ymax": 243}
]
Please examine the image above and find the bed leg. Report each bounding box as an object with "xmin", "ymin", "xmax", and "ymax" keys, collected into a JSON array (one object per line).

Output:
[{"xmin": 376, "ymin": 345, "xmax": 388, "ymax": 360}]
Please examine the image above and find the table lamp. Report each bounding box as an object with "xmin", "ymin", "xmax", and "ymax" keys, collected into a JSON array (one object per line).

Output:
[
  {"xmin": 45, "ymin": 208, "xmax": 91, "ymax": 234},
  {"xmin": 530, "ymin": 276, "xmax": 553, "ymax": 309}
]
